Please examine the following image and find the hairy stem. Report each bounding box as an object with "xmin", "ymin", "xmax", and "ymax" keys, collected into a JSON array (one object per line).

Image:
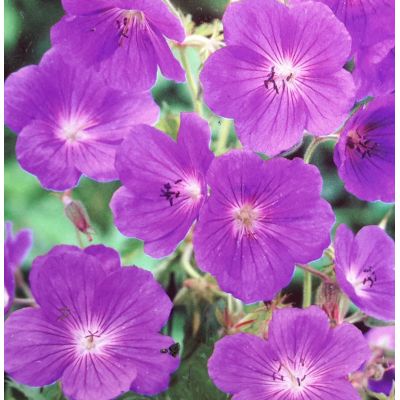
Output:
[
  {"xmin": 302, "ymin": 270, "xmax": 313, "ymax": 308},
  {"xmin": 297, "ymin": 264, "xmax": 334, "ymax": 284},
  {"xmin": 179, "ymin": 46, "xmax": 203, "ymax": 115},
  {"xmin": 216, "ymin": 118, "xmax": 232, "ymax": 155}
]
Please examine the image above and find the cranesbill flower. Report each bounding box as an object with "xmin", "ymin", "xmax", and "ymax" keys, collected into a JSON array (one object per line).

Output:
[
  {"xmin": 353, "ymin": 40, "xmax": 395, "ymax": 100},
  {"xmin": 334, "ymin": 224, "xmax": 394, "ymax": 321},
  {"xmin": 208, "ymin": 306, "xmax": 370, "ymax": 399},
  {"xmin": 5, "ymin": 50, "xmax": 159, "ymax": 191},
  {"xmin": 51, "ymin": 0, "xmax": 185, "ymax": 91},
  {"xmin": 4, "ymin": 222, "xmax": 33, "ymax": 313},
  {"xmin": 200, "ymin": 0, "xmax": 354, "ymax": 156},
  {"xmin": 334, "ymin": 95, "xmax": 394, "ymax": 202},
  {"xmin": 111, "ymin": 113, "xmax": 214, "ymax": 258},
  {"xmin": 366, "ymin": 327, "xmax": 395, "ymax": 395},
  {"xmin": 296, "ymin": 0, "xmax": 394, "ymax": 54},
  {"xmin": 5, "ymin": 245, "xmax": 179, "ymax": 400},
  {"xmin": 193, "ymin": 151, "xmax": 334, "ymax": 303}
]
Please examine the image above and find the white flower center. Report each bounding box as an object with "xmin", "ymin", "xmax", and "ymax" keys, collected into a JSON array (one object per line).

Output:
[
  {"xmin": 233, "ymin": 203, "xmax": 259, "ymax": 238},
  {"xmin": 59, "ymin": 117, "xmax": 89, "ymax": 143},
  {"xmin": 77, "ymin": 329, "xmax": 109, "ymax": 355}
]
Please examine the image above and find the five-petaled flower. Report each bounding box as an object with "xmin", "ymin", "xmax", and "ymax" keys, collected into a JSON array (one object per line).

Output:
[
  {"xmin": 334, "ymin": 224, "xmax": 394, "ymax": 321},
  {"xmin": 5, "ymin": 245, "xmax": 179, "ymax": 400},
  {"xmin": 334, "ymin": 95, "xmax": 394, "ymax": 202},
  {"xmin": 111, "ymin": 112, "xmax": 214, "ymax": 258},
  {"xmin": 200, "ymin": 0, "xmax": 355, "ymax": 156},
  {"xmin": 208, "ymin": 306, "xmax": 371, "ymax": 399},
  {"xmin": 51, "ymin": 0, "xmax": 186, "ymax": 91},
  {"xmin": 5, "ymin": 50, "xmax": 159, "ymax": 191},
  {"xmin": 193, "ymin": 151, "xmax": 335, "ymax": 303}
]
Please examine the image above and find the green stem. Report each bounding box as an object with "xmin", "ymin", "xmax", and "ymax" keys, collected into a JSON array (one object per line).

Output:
[
  {"xmin": 302, "ymin": 270, "xmax": 312, "ymax": 308},
  {"xmin": 181, "ymin": 243, "xmax": 201, "ymax": 279},
  {"xmin": 303, "ymin": 135, "xmax": 338, "ymax": 164},
  {"xmin": 75, "ymin": 228, "xmax": 84, "ymax": 248},
  {"xmin": 216, "ymin": 119, "xmax": 232, "ymax": 155},
  {"xmin": 179, "ymin": 46, "xmax": 202, "ymax": 115}
]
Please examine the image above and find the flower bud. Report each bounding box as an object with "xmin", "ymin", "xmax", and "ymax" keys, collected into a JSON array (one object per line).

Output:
[
  {"xmin": 64, "ymin": 199, "xmax": 93, "ymax": 241},
  {"xmin": 316, "ymin": 282, "xmax": 342, "ymax": 325}
]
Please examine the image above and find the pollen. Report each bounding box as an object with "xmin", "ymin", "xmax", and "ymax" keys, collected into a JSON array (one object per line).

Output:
[{"xmin": 233, "ymin": 203, "xmax": 259, "ymax": 238}]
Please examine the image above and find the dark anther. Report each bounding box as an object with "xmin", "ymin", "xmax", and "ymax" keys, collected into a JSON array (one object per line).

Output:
[
  {"xmin": 297, "ymin": 377, "xmax": 301, "ymax": 386},
  {"xmin": 362, "ymin": 266, "xmax": 377, "ymax": 288},
  {"xmin": 300, "ymin": 357, "xmax": 305, "ymax": 367},
  {"xmin": 160, "ymin": 180, "xmax": 182, "ymax": 206},
  {"xmin": 264, "ymin": 66, "xmax": 280, "ymax": 95},
  {"xmin": 160, "ymin": 342, "xmax": 180, "ymax": 357},
  {"xmin": 286, "ymin": 73, "xmax": 293, "ymax": 82},
  {"xmin": 347, "ymin": 130, "xmax": 377, "ymax": 158},
  {"xmin": 272, "ymin": 372, "xmax": 284, "ymax": 381}
]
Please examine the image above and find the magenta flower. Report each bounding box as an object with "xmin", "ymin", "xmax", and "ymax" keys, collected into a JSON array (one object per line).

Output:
[
  {"xmin": 193, "ymin": 151, "xmax": 334, "ymax": 303},
  {"xmin": 51, "ymin": 0, "xmax": 186, "ymax": 91},
  {"xmin": 4, "ymin": 222, "xmax": 33, "ymax": 313},
  {"xmin": 301, "ymin": 0, "xmax": 394, "ymax": 54},
  {"xmin": 334, "ymin": 224, "xmax": 394, "ymax": 321},
  {"xmin": 200, "ymin": 0, "xmax": 354, "ymax": 156},
  {"xmin": 5, "ymin": 50, "xmax": 159, "ymax": 191},
  {"xmin": 353, "ymin": 40, "xmax": 395, "ymax": 100},
  {"xmin": 334, "ymin": 95, "xmax": 394, "ymax": 202},
  {"xmin": 208, "ymin": 306, "xmax": 370, "ymax": 399},
  {"xmin": 366, "ymin": 327, "xmax": 395, "ymax": 395},
  {"xmin": 5, "ymin": 245, "xmax": 179, "ymax": 400},
  {"xmin": 111, "ymin": 113, "xmax": 214, "ymax": 258}
]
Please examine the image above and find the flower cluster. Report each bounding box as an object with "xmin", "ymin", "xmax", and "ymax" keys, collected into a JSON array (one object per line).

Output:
[{"xmin": 4, "ymin": 0, "xmax": 394, "ymax": 399}]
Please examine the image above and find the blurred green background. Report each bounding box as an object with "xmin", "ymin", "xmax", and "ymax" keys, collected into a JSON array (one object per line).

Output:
[{"xmin": 4, "ymin": 0, "xmax": 394, "ymax": 399}]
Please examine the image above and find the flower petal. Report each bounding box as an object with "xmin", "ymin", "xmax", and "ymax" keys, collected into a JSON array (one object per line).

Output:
[
  {"xmin": 16, "ymin": 121, "xmax": 81, "ymax": 191},
  {"xmin": 5, "ymin": 308, "xmax": 74, "ymax": 386},
  {"xmin": 208, "ymin": 333, "xmax": 269, "ymax": 394}
]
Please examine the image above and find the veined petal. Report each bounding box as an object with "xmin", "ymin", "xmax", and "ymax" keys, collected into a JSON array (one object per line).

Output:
[{"xmin": 5, "ymin": 308, "xmax": 74, "ymax": 386}]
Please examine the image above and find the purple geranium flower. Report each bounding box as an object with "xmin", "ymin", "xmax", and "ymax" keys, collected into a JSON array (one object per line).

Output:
[
  {"xmin": 334, "ymin": 94, "xmax": 394, "ymax": 202},
  {"xmin": 366, "ymin": 327, "xmax": 395, "ymax": 395},
  {"xmin": 4, "ymin": 222, "xmax": 33, "ymax": 313},
  {"xmin": 193, "ymin": 151, "xmax": 334, "ymax": 303},
  {"xmin": 51, "ymin": 0, "xmax": 185, "ymax": 91},
  {"xmin": 111, "ymin": 113, "xmax": 214, "ymax": 258},
  {"xmin": 353, "ymin": 40, "xmax": 395, "ymax": 100},
  {"xmin": 5, "ymin": 245, "xmax": 179, "ymax": 400},
  {"xmin": 5, "ymin": 50, "xmax": 159, "ymax": 191},
  {"xmin": 200, "ymin": 0, "xmax": 354, "ymax": 156},
  {"xmin": 334, "ymin": 224, "xmax": 394, "ymax": 321},
  {"xmin": 296, "ymin": 0, "xmax": 394, "ymax": 54},
  {"xmin": 208, "ymin": 306, "xmax": 370, "ymax": 399}
]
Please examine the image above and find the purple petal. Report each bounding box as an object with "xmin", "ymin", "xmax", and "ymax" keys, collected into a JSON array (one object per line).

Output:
[
  {"xmin": 112, "ymin": 115, "xmax": 212, "ymax": 257},
  {"xmin": 128, "ymin": 333, "xmax": 179, "ymax": 395},
  {"xmin": 201, "ymin": 0, "xmax": 354, "ymax": 155},
  {"xmin": 61, "ymin": 351, "xmax": 137, "ymax": 400},
  {"xmin": 366, "ymin": 326, "xmax": 395, "ymax": 350},
  {"xmin": 4, "ymin": 64, "xmax": 41, "ymax": 133},
  {"xmin": 4, "ymin": 247, "xmax": 15, "ymax": 314},
  {"xmin": 334, "ymin": 95, "xmax": 394, "ymax": 202},
  {"xmin": 61, "ymin": 0, "xmax": 112, "ymax": 15},
  {"xmin": 91, "ymin": 267, "xmax": 178, "ymax": 395},
  {"xmin": 16, "ymin": 121, "xmax": 82, "ymax": 191},
  {"xmin": 52, "ymin": 1, "xmax": 185, "ymax": 91},
  {"xmin": 194, "ymin": 152, "xmax": 334, "ymax": 303},
  {"xmin": 5, "ymin": 221, "xmax": 33, "ymax": 272},
  {"xmin": 29, "ymin": 245, "xmax": 106, "ymax": 324},
  {"xmin": 84, "ymin": 245, "xmax": 122, "ymax": 275},
  {"xmin": 334, "ymin": 225, "xmax": 394, "ymax": 320},
  {"xmin": 354, "ymin": 40, "xmax": 395, "ymax": 100},
  {"xmin": 208, "ymin": 333, "xmax": 269, "ymax": 394},
  {"xmin": 5, "ymin": 307, "xmax": 73, "ymax": 386}
]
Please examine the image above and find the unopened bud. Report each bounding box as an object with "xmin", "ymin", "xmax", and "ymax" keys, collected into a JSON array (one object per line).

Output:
[
  {"xmin": 64, "ymin": 199, "xmax": 93, "ymax": 241},
  {"xmin": 316, "ymin": 282, "xmax": 341, "ymax": 325}
]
